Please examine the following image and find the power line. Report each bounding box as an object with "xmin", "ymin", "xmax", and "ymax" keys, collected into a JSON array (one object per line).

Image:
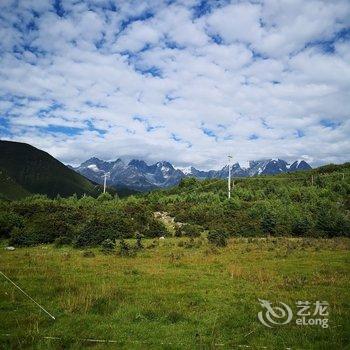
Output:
[{"xmin": 0, "ymin": 271, "xmax": 55, "ymax": 320}]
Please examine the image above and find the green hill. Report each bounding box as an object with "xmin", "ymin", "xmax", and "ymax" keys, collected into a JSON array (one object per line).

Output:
[
  {"xmin": 0, "ymin": 140, "xmax": 114, "ymax": 199},
  {"xmin": 163, "ymin": 161, "xmax": 350, "ymax": 195},
  {"xmin": 145, "ymin": 161, "xmax": 350, "ymax": 237},
  {"xmin": 0, "ymin": 168, "xmax": 31, "ymax": 200}
]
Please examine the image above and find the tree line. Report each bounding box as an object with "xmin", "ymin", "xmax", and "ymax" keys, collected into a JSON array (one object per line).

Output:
[{"xmin": 0, "ymin": 163, "xmax": 349, "ymax": 248}]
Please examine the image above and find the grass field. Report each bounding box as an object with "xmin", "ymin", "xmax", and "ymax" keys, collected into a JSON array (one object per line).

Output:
[{"xmin": 0, "ymin": 237, "xmax": 349, "ymax": 349}]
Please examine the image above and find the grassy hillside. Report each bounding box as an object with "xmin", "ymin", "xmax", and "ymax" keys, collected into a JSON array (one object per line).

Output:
[
  {"xmin": 0, "ymin": 141, "xmax": 114, "ymax": 199},
  {"xmin": 145, "ymin": 162, "xmax": 350, "ymax": 237},
  {"xmin": 0, "ymin": 168, "xmax": 31, "ymax": 200}
]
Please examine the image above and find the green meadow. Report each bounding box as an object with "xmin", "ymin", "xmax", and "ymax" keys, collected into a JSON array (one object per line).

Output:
[
  {"xmin": 1, "ymin": 237, "xmax": 349, "ymax": 349},
  {"xmin": 1, "ymin": 163, "xmax": 349, "ymax": 348}
]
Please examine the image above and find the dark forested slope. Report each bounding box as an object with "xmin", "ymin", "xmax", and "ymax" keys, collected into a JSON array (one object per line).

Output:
[{"xmin": 0, "ymin": 140, "xmax": 110, "ymax": 198}]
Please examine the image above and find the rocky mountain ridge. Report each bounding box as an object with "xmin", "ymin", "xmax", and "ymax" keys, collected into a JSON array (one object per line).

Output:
[{"xmin": 72, "ymin": 158, "xmax": 312, "ymax": 191}]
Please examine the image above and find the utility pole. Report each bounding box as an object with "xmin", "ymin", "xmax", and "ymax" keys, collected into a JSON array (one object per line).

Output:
[
  {"xmin": 228, "ymin": 155, "xmax": 232, "ymax": 199},
  {"xmin": 103, "ymin": 172, "xmax": 109, "ymax": 193}
]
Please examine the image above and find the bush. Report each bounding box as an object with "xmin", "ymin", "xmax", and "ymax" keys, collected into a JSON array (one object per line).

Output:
[
  {"xmin": 292, "ymin": 217, "xmax": 311, "ymax": 236},
  {"xmin": 174, "ymin": 224, "xmax": 183, "ymax": 237},
  {"xmin": 97, "ymin": 192, "xmax": 113, "ymax": 201},
  {"xmin": 135, "ymin": 232, "xmax": 143, "ymax": 250},
  {"xmin": 145, "ymin": 218, "xmax": 168, "ymax": 238},
  {"xmin": 118, "ymin": 238, "xmax": 133, "ymax": 256},
  {"xmin": 224, "ymin": 197, "xmax": 241, "ymax": 211},
  {"xmin": 316, "ymin": 205, "xmax": 350, "ymax": 237},
  {"xmin": 261, "ymin": 213, "xmax": 277, "ymax": 235},
  {"xmin": 179, "ymin": 177, "xmax": 197, "ymax": 188},
  {"xmin": 74, "ymin": 231, "xmax": 94, "ymax": 248},
  {"xmin": 100, "ymin": 239, "xmax": 115, "ymax": 254},
  {"xmin": 9, "ymin": 227, "xmax": 34, "ymax": 247},
  {"xmin": 0, "ymin": 212, "xmax": 24, "ymax": 238},
  {"xmin": 10, "ymin": 213, "xmax": 73, "ymax": 246},
  {"xmin": 175, "ymin": 223, "xmax": 203, "ymax": 237},
  {"xmin": 207, "ymin": 230, "xmax": 228, "ymax": 247},
  {"xmin": 54, "ymin": 236, "xmax": 72, "ymax": 247},
  {"xmin": 74, "ymin": 214, "xmax": 133, "ymax": 247}
]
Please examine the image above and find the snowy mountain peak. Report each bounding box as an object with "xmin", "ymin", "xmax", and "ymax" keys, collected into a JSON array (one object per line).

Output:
[
  {"xmin": 156, "ymin": 161, "xmax": 172, "ymax": 168},
  {"xmin": 176, "ymin": 166, "xmax": 192, "ymax": 175},
  {"xmin": 81, "ymin": 157, "xmax": 104, "ymax": 166},
  {"xmin": 289, "ymin": 160, "xmax": 312, "ymax": 171},
  {"xmin": 72, "ymin": 157, "xmax": 312, "ymax": 192}
]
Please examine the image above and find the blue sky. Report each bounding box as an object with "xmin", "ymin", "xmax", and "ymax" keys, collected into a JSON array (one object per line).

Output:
[{"xmin": 0, "ymin": 0, "xmax": 349, "ymax": 169}]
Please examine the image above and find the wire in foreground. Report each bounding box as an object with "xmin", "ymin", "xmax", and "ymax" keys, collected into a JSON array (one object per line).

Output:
[{"xmin": 0, "ymin": 270, "xmax": 56, "ymax": 320}]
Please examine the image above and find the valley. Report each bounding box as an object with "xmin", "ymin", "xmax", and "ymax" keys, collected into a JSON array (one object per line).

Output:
[{"xmin": 0, "ymin": 141, "xmax": 349, "ymax": 349}]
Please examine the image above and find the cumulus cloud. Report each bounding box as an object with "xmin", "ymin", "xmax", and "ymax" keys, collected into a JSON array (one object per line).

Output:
[
  {"xmin": 206, "ymin": 2, "xmax": 262, "ymax": 44},
  {"xmin": 0, "ymin": 0, "xmax": 349, "ymax": 169}
]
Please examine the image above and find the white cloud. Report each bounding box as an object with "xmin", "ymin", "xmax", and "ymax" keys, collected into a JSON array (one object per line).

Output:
[
  {"xmin": 0, "ymin": 0, "xmax": 349, "ymax": 169},
  {"xmin": 256, "ymin": 0, "xmax": 350, "ymax": 56},
  {"xmin": 206, "ymin": 3, "xmax": 262, "ymax": 44},
  {"xmin": 115, "ymin": 20, "xmax": 162, "ymax": 52}
]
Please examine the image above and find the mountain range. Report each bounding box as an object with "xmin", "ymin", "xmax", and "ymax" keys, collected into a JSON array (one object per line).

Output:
[
  {"xmin": 72, "ymin": 157, "xmax": 312, "ymax": 192},
  {"xmin": 0, "ymin": 140, "xmax": 312, "ymax": 199},
  {"xmin": 71, "ymin": 158, "xmax": 184, "ymax": 192}
]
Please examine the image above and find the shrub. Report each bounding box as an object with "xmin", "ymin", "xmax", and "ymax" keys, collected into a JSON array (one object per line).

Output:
[
  {"xmin": 135, "ymin": 232, "xmax": 143, "ymax": 250},
  {"xmin": 9, "ymin": 227, "xmax": 34, "ymax": 247},
  {"xmin": 292, "ymin": 217, "xmax": 311, "ymax": 236},
  {"xmin": 0, "ymin": 212, "xmax": 24, "ymax": 238},
  {"xmin": 261, "ymin": 213, "xmax": 277, "ymax": 235},
  {"xmin": 74, "ymin": 231, "xmax": 94, "ymax": 248},
  {"xmin": 248, "ymin": 201, "xmax": 269, "ymax": 219},
  {"xmin": 316, "ymin": 205, "xmax": 350, "ymax": 237},
  {"xmin": 290, "ymin": 188, "xmax": 302, "ymax": 202},
  {"xmin": 179, "ymin": 177, "xmax": 197, "ymax": 188},
  {"xmin": 97, "ymin": 192, "xmax": 113, "ymax": 201},
  {"xmin": 174, "ymin": 224, "xmax": 183, "ymax": 237},
  {"xmin": 75, "ymin": 214, "xmax": 133, "ymax": 247},
  {"xmin": 176, "ymin": 223, "xmax": 203, "ymax": 237},
  {"xmin": 145, "ymin": 218, "xmax": 168, "ymax": 238},
  {"xmin": 224, "ymin": 197, "xmax": 241, "ymax": 211},
  {"xmin": 118, "ymin": 238, "xmax": 133, "ymax": 256},
  {"xmin": 54, "ymin": 236, "xmax": 72, "ymax": 247},
  {"xmin": 10, "ymin": 213, "xmax": 73, "ymax": 246},
  {"xmin": 100, "ymin": 239, "xmax": 115, "ymax": 254},
  {"xmin": 207, "ymin": 230, "xmax": 228, "ymax": 247}
]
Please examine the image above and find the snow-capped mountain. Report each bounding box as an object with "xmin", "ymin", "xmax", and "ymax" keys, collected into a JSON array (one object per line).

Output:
[
  {"xmin": 73, "ymin": 158, "xmax": 185, "ymax": 191},
  {"xmin": 183, "ymin": 159, "xmax": 310, "ymax": 179},
  {"xmin": 289, "ymin": 160, "xmax": 312, "ymax": 172},
  {"xmin": 71, "ymin": 158, "xmax": 311, "ymax": 192},
  {"xmin": 247, "ymin": 159, "xmax": 289, "ymax": 176}
]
